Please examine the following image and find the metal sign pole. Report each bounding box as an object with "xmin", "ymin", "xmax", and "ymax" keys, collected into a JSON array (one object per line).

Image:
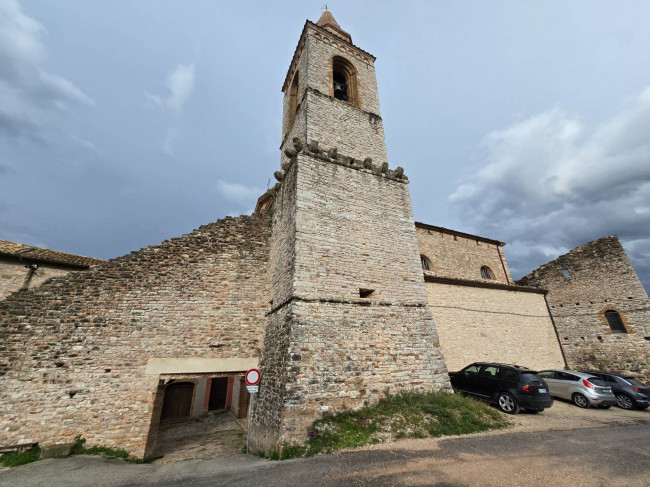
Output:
[{"xmin": 246, "ymin": 391, "xmax": 254, "ymax": 454}]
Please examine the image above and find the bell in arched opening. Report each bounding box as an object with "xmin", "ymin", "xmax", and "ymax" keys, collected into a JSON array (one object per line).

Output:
[
  {"xmin": 333, "ymin": 70, "xmax": 348, "ymax": 101},
  {"xmin": 331, "ymin": 56, "xmax": 357, "ymax": 105}
]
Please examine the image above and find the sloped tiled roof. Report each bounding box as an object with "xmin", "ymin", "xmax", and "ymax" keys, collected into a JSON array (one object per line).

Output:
[{"xmin": 0, "ymin": 240, "xmax": 104, "ymax": 268}]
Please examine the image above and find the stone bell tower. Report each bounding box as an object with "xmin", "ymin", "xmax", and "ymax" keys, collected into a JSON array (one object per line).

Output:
[{"xmin": 251, "ymin": 11, "xmax": 450, "ymax": 452}]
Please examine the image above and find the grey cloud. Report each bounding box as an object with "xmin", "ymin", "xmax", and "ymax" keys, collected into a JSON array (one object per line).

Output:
[
  {"xmin": 0, "ymin": 0, "xmax": 94, "ymax": 140},
  {"xmin": 216, "ymin": 180, "xmax": 264, "ymax": 204},
  {"xmin": 144, "ymin": 63, "xmax": 195, "ymax": 112},
  {"xmin": 450, "ymin": 87, "xmax": 650, "ymax": 291}
]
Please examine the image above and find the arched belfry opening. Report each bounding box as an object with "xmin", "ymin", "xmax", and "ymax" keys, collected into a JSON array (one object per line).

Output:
[
  {"xmin": 288, "ymin": 72, "xmax": 299, "ymax": 129},
  {"xmin": 332, "ymin": 56, "xmax": 358, "ymax": 106}
]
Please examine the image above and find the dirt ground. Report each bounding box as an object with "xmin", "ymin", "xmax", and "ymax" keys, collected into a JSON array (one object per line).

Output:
[{"xmin": 362, "ymin": 397, "xmax": 649, "ymax": 453}]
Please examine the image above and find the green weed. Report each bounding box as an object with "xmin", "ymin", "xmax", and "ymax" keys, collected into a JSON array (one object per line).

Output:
[
  {"xmin": 0, "ymin": 446, "xmax": 41, "ymax": 468},
  {"xmin": 71, "ymin": 436, "xmax": 148, "ymax": 463},
  {"xmin": 264, "ymin": 391, "xmax": 509, "ymax": 460}
]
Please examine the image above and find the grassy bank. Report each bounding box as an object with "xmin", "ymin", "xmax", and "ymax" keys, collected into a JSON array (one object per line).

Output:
[
  {"xmin": 269, "ymin": 391, "xmax": 509, "ymax": 460},
  {"xmin": 0, "ymin": 446, "xmax": 41, "ymax": 468}
]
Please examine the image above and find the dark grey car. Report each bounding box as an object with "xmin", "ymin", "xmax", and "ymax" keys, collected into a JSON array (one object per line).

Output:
[{"xmin": 582, "ymin": 371, "xmax": 650, "ymax": 410}]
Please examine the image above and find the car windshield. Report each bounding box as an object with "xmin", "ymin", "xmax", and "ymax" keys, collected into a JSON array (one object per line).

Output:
[
  {"xmin": 587, "ymin": 377, "xmax": 609, "ymax": 387},
  {"xmin": 621, "ymin": 377, "xmax": 645, "ymax": 387}
]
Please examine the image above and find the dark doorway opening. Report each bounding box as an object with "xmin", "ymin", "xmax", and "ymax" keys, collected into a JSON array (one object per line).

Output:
[
  {"xmin": 160, "ymin": 382, "xmax": 195, "ymax": 422},
  {"xmin": 208, "ymin": 377, "xmax": 229, "ymax": 411}
]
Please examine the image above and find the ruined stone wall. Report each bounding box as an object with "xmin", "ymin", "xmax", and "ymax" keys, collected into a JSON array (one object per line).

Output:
[
  {"xmin": 0, "ymin": 259, "xmax": 78, "ymax": 299},
  {"xmin": 0, "ymin": 214, "xmax": 270, "ymax": 458},
  {"xmin": 517, "ymin": 236, "xmax": 650, "ymax": 379},
  {"xmin": 425, "ymin": 280, "xmax": 565, "ymax": 371},
  {"xmin": 416, "ymin": 226, "xmax": 512, "ymax": 284}
]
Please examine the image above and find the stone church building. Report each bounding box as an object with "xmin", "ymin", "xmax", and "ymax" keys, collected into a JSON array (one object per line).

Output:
[{"xmin": 1, "ymin": 12, "xmax": 648, "ymax": 459}]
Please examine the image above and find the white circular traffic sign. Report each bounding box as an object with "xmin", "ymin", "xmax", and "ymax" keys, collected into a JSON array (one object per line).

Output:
[{"xmin": 245, "ymin": 368, "xmax": 260, "ymax": 386}]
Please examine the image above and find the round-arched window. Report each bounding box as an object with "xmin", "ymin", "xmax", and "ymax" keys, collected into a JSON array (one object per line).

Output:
[
  {"xmin": 604, "ymin": 310, "xmax": 627, "ymax": 334},
  {"xmin": 288, "ymin": 71, "xmax": 299, "ymax": 129},
  {"xmin": 421, "ymin": 255, "xmax": 432, "ymax": 271},
  {"xmin": 331, "ymin": 56, "xmax": 358, "ymax": 106},
  {"xmin": 480, "ymin": 266, "xmax": 494, "ymax": 280}
]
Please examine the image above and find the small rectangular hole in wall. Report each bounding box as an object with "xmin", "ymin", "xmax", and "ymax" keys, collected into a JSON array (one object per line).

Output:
[
  {"xmin": 562, "ymin": 269, "xmax": 570, "ymax": 277},
  {"xmin": 359, "ymin": 288, "xmax": 375, "ymax": 298}
]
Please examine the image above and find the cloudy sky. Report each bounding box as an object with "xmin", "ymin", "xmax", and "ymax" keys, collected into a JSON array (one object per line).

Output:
[{"xmin": 1, "ymin": 1, "xmax": 649, "ymax": 292}]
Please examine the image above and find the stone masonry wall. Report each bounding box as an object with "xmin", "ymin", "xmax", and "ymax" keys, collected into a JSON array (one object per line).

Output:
[
  {"xmin": 305, "ymin": 89, "xmax": 387, "ymax": 167},
  {"xmin": 416, "ymin": 226, "xmax": 512, "ymax": 284},
  {"xmin": 517, "ymin": 236, "xmax": 650, "ymax": 379},
  {"xmin": 425, "ymin": 281, "xmax": 565, "ymax": 371},
  {"xmin": 0, "ymin": 214, "xmax": 270, "ymax": 458},
  {"xmin": 305, "ymin": 26, "xmax": 381, "ymax": 115},
  {"xmin": 282, "ymin": 34, "xmax": 309, "ymax": 139},
  {"xmin": 281, "ymin": 23, "xmax": 387, "ymax": 168},
  {"xmin": 0, "ymin": 260, "xmax": 74, "ymax": 299},
  {"xmin": 252, "ymin": 150, "xmax": 450, "ymax": 452},
  {"xmin": 276, "ymin": 301, "xmax": 449, "ymax": 441}
]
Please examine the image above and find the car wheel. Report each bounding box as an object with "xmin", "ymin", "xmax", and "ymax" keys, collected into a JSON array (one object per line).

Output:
[
  {"xmin": 597, "ymin": 405, "xmax": 611, "ymax": 409},
  {"xmin": 572, "ymin": 393, "xmax": 590, "ymax": 408},
  {"xmin": 615, "ymin": 393, "xmax": 634, "ymax": 410},
  {"xmin": 496, "ymin": 393, "xmax": 520, "ymax": 414}
]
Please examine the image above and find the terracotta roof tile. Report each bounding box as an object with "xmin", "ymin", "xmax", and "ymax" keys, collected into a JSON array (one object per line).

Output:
[{"xmin": 0, "ymin": 240, "xmax": 104, "ymax": 268}]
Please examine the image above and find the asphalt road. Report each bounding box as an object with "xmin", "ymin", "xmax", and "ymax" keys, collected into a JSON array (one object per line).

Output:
[{"xmin": 2, "ymin": 422, "xmax": 649, "ymax": 487}]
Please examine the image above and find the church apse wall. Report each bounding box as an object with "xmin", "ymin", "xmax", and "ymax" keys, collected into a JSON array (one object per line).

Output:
[
  {"xmin": 0, "ymin": 214, "xmax": 270, "ymax": 458},
  {"xmin": 517, "ymin": 236, "xmax": 650, "ymax": 379}
]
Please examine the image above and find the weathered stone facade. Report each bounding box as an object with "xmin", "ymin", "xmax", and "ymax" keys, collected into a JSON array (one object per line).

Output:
[
  {"xmin": 250, "ymin": 14, "xmax": 450, "ymax": 453},
  {"xmin": 416, "ymin": 224, "xmax": 512, "ymax": 284},
  {"xmin": 0, "ymin": 241, "xmax": 103, "ymax": 299},
  {"xmin": 517, "ymin": 236, "xmax": 650, "ymax": 379},
  {"xmin": 415, "ymin": 224, "xmax": 564, "ymax": 373},
  {"xmin": 0, "ymin": 260, "xmax": 70, "ymax": 299},
  {"xmin": 0, "ymin": 214, "xmax": 270, "ymax": 458}
]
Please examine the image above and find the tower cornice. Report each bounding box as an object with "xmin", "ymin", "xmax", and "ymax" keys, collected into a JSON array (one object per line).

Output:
[{"xmin": 281, "ymin": 20, "xmax": 376, "ymax": 93}]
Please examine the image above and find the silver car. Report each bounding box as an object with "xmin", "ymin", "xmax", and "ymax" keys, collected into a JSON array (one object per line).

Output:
[{"xmin": 537, "ymin": 370, "xmax": 617, "ymax": 408}]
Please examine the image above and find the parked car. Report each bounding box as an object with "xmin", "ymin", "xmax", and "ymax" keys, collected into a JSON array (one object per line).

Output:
[
  {"xmin": 536, "ymin": 370, "xmax": 617, "ymax": 408},
  {"xmin": 448, "ymin": 363, "xmax": 553, "ymax": 414},
  {"xmin": 581, "ymin": 371, "xmax": 650, "ymax": 410}
]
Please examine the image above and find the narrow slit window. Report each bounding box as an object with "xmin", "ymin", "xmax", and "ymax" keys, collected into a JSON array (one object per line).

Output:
[
  {"xmin": 562, "ymin": 269, "xmax": 570, "ymax": 277},
  {"xmin": 604, "ymin": 310, "xmax": 627, "ymax": 334}
]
